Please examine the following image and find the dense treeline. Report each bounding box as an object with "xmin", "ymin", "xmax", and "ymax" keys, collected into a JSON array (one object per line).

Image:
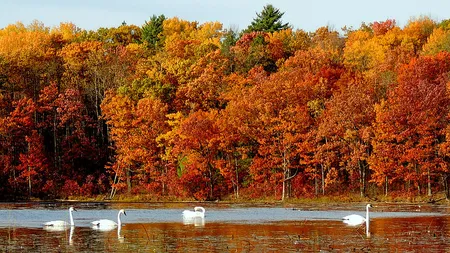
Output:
[{"xmin": 2, "ymin": 5, "xmax": 450, "ymax": 201}]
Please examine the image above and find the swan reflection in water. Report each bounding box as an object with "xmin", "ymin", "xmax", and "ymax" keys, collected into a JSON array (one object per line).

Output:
[
  {"xmin": 43, "ymin": 225, "xmax": 75, "ymax": 245},
  {"xmin": 91, "ymin": 222, "xmax": 126, "ymax": 243},
  {"xmin": 117, "ymin": 226, "xmax": 125, "ymax": 243},
  {"xmin": 182, "ymin": 216, "xmax": 205, "ymax": 227},
  {"xmin": 91, "ymin": 209, "xmax": 127, "ymax": 243}
]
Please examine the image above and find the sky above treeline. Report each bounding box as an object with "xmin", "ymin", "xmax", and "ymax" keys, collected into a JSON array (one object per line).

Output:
[{"xmin": 1, "ymin": 0, "xmax": 450, "ymax": 32}]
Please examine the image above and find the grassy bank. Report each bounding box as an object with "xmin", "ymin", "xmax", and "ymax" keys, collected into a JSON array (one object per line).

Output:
[{"xmin": 56, "ymin": 192, "xmax": 450, "ymax": 206}]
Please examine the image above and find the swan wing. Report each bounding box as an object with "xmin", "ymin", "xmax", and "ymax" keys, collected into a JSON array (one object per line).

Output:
[
  {"xmin": 44, "ymin": 220, "xmax": 70, "ymax": 227},
  {"xmin": 342, "ymin": 214, "xmax": 365, "ymax": 226},
  {"xmin": 182, "ymin": 210, "xmax": 194, "ymax": 218},
  {"xmin": 44, "ymin": 225, "xmax": 69, "ymax": 231},
  {"xmin": 91, "ymin": 219, "xmax": 117, "ymax": 227},
  {"xmin": 183, "ymin": 210, "xmax": 204, "ymax": 218}
]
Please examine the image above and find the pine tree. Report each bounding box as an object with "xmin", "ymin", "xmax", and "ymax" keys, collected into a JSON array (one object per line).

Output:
[
  {"xmin": 142, "ymin": 14, "xmax": 166, "ymax": 48},
  {"xmin": 244, "ymin": 4, "xmax": 290, "ymax": 33}
]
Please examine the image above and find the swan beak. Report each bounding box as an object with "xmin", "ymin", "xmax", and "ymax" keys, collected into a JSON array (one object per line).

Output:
[
  {"xmin": 124, "ymin": 211, "xmax": 127, "ymax": 216},
  {"xmin": 73, "ymin": 208, "xmax": 77, "ymax": 212}
]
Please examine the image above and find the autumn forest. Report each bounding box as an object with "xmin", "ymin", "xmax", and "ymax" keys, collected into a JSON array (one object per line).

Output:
[{"xmin": 2, "ymin": 5, "xmax": 450, "ymax": 201}]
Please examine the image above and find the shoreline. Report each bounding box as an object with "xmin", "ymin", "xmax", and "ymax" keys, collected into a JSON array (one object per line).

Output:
[{"xmin": 1, "ymin": 193, "xmax": 448, "ymax": 206}]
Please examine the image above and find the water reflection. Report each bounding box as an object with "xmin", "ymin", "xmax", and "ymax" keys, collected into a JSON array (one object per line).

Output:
[
  {"xmin": 117, "ymin": 226, "xmax": 124, "ymax": 243},
  {"xmin": 69, "ymin": 226, "xmax": 74, "ymax": 245},
  {"xmin": 182, "ymin": 216, "xmax": 205, "ymax": 227},
  {"xmin": 0, "ymin": 218, "xmax": 448, "ymax": 252},
  {"xmin": 0, "ymin": 203, "xmax": 449, "ymax": 252},
  {"xmin": 42, "ymin": 225, "xmax": 74, "ymax": 246}
]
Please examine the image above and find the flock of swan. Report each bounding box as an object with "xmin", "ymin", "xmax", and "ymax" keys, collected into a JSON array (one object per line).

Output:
[
  {"xmin": 43, "ymin": 204, "xmax": 372, "ymax": 236},
  {"xmin": 43, "ymin": 206, "xmax": 206, "ymax": 230}
]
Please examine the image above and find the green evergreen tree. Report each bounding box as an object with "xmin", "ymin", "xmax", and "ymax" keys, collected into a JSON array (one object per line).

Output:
[
  {"xmin": 244, "ymin": 4, "xmax": 290, "ymax": 33},
  {"xmin": 141, "ymin": 14, "xmax": 166, "ymax": 48}
]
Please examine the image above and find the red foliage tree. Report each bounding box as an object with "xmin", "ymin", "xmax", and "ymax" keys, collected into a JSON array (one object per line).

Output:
[
  {"xmin": 371, "ymin": 52, "xmax": 450, "ymax": 196},
  {"xmin": 171, "ymin": 110, "xmax": 222, "ymax": 200}
]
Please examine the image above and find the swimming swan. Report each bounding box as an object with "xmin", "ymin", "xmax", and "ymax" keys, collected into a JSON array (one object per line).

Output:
[
  {"xmin": 342, "ymin": 204, "xmax": 372, "ymax": 226},
  {"xmin": 182, "ymin": 206, "xmax": 205, "ymax": 218},
  {"xmin": 43, "ymin": 207, "xmax": 76, "ymax": 228},
  {"xmin": 91, "ymin": 209, "xmax": 126, "ymax": 230}
]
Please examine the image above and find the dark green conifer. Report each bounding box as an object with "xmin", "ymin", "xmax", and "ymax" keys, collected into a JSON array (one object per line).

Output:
[{"xmin": 244, "ymin": 4, "xmax": 290, "ymax": 33}]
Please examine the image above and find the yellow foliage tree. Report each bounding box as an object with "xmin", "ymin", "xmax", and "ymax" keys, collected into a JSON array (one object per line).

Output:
[
  {"xmin": 50, "ymin": 22, "xmax": 80, "ymax": 42},
  {"xmin": 422, "ymin": 27, "xmax": 450, "ymax": 55}
]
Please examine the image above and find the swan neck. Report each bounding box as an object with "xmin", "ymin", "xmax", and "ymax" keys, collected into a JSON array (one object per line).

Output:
[
  {"xmin": 366, "ymin": 218, "xmax": 370, "ymax": 236},
  {"xmin": 69, "ymin": 209, "xmax": 74, "ymax": 226},
  {"xmin": 117, "ymin": 212, "xmax": 122, "ymax": 226}
]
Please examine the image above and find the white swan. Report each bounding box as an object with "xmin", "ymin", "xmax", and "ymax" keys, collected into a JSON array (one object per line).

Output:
[
  {"xmin": 343, "ymin": 204, "xmax": 372, "ymax": 226},
  {"xmin": 182, "ymin": 206, "xmax": 205, "ymax": 218},
  {"xmin": 91, "ymin": 209, "xmax": 126, "ymax": 230},
  {"xmin": 43, "ymin": 207, "xmax": 76, "ymax": 228}
]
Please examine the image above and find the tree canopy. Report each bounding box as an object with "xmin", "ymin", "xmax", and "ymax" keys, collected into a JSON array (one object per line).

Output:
[{"xmin": 2, "ymin": 12, "xmax": 450, "ymax": 202}]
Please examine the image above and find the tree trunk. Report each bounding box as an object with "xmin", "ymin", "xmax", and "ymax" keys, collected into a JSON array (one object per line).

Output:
[
  {"xmin": 109, "ymin": 173, "xmax": 118, "ymax": 199},
  {"xmin": 207, "ymin": 163, "xmax": 214, "ymax": 200},
  {"xmin": 282, "ymin": 166, "xmax": 299, "ymax": 201},
  {"xmin": 162, "ymin": 165, "xmax": 167, "ymax": 196},
  {"xmin": 442, "ymin": 174, "xmax": 449, "ymax": 200},
  {"xmin": 446, "ymin": 175, "xmax": 450, "ymax": 200},
  {"xmin": 234, "ymin": 157, "xmax": 239, "ymax": 199},
  {"xmin": 427, "ymin": 167, "xmax": 432, "ymax": 197},
  {"xmin": 27, "ymin": 142, "xmax": 32, "ymax": 198},
  {"xmin": 315, "ymin": 170, "xmax": 318, "ymax": 196},
  {"xmin": 359, "ymin": 160, "xmax": 366, "ymax": 198},
  {"xmin": 415, "ymin": 163, "xmax": 420, "ymax": 195},
  {"xmin": 385, "ymin": 175, "xmax": 388, "ymax": 196},
  {"xmin": 126, "ymin": 168, "xmax": 132, "ymax": 194},
  {"xmin": 53, "ymin": 110, "xmax": 59, "ymax": 173},
  {"xmin": 321, "ymin": 164, "xmax": 325, "ymax": 195},
  {"xmin": 28, "ymin": 166, "xmax": 32, "ymax": 198}
]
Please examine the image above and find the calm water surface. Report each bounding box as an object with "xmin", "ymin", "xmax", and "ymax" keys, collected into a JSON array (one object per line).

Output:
[{"xmin": 0, "ymin": 202, "xmax": 449, "ymax": 252}]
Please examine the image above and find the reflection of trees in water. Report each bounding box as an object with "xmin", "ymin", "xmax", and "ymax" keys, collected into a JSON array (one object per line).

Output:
[{"xmin": 1, "ymin": 216, "xmax": 450, "ymax": 251}]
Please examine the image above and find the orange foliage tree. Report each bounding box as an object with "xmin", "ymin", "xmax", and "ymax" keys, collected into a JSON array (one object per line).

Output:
[{"xmin": 371, "ymin": 52, "xmax": 450, "ymax": 196}]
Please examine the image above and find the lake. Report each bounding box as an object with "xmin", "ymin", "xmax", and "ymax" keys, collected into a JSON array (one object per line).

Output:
[{"xmin": 0, "ymin": 202, "xmax": 448, "ymax": 252}]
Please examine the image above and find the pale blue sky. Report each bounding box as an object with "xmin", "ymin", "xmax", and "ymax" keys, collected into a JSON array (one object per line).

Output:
[{"xmin": 1, "ymin": 0, "xmax": 449, "ymax": 32}]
